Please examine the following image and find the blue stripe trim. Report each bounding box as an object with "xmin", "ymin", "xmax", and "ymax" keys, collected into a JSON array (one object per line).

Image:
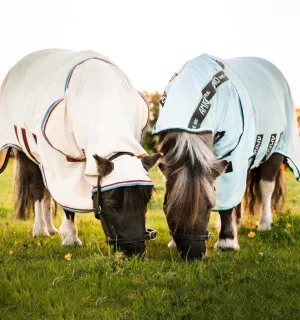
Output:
[
  {"xmin": 0, "ymin": 144, "xmax": 23, "ymax": 152},
  {"xmin": 152, "ymin": 127, "xmax": 214, "ymax": 136},
  {"xmin": 41, "ymin": 99, "xmax": 63, "ymax": 132},
  {"xmin": 64, "ymin": 71, "xmax": 73, "ymax": 92},
  {"xmin": 272, "ymin": 151, "xmax": 300, "ymax": 180},
  {"xmin": 64, "ymin": 57, "xmax": 116, "ymax": 92},
  {"xmin": 64, "ymin": 59, "xmax": 90, "ymax": 92},
  {"xmin": 38, "ymin": 164, "xmax": 48, "ymax": 189},
  {"xmin": 91, "ymin": 181, "xmax": 154, "ymax": 196},
  {"xmin": 41, "ymin": 98, "xmax": 63, "ymax": 145},
  {"xmin": 60, "ymin": 206, "xmax": 93, "ymax": 213},
  {"xmin": 38, "ymin": 164, "xmax": 93, "ymax": 213}
]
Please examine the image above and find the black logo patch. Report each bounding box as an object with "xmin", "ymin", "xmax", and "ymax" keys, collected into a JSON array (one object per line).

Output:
[
  {"xmin": 261, "ymin": 134, "xmax": 277, "ymax": 163},
  {"xmin": 216, "ymin": 60, "xmax": 225, "ymax": 69},
  {"xmin": 214, "ymin": 131, "xmax": 226, "ymax": 144},
  {"xmin": 276, "ymin": 132, "xmax": 283, "ymax": 149},
  {"xmin": 188, "ymin": 71, "xmax": 229, "ymax": 129},
  {"xmin": 225, "ymin": 161, "xmax": 233, "ymax": 173},
  {"xmin": 249, "ymin": 134, "xmax": 264, "ymax": 168},
  {"xmin": 253, "ymin": 134, "xmax": 263, "ymax": 155},
  {"xmin": 160, "ymin": 91, "xmax": 167, "ymax": 107}
]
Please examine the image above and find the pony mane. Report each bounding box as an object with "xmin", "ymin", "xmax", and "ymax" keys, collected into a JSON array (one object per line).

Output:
[
  {"xmin": 158, "ymin": 131, "xmax": 218, "ymax": 229},
  {"xmin": 106, "ymin": 185, "xmax": 153, "ymax": 215},
  {"xmin": 123, "ymin": 185, "xmax": 153, "ymax": 214}
]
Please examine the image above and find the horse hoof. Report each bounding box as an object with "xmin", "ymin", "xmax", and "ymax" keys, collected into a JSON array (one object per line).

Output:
[
  {"xmin": 168, "ymin": 239, "xmax": 177, "ymax": 248},
  {"xmin": 214, "ymin": 239, "xmax": 240, "ymax": 251},
  {"xmin": 257, "ymin": 223, "xmax": 272, "ymax": 231},
  {"xmin": 62, "ymin": 236, "xmax": 82, "ymax": 246},
  {"xmin": 33, "ymin": 228, "xmax": 50, "ymax": 237},
  {"xmin": 47, "ymin": 226, "xmax": 59, "ymax": 234}
]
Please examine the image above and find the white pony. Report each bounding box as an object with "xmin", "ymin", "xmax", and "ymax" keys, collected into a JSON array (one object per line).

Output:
[{"xmin": 0, "ymin": 49, "xmax": 160, "ymax": 256}]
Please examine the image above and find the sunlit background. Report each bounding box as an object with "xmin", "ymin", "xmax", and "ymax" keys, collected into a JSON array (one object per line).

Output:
[{"xmin": 0, "ymin": 0, "xmax": 299, "ymax": 105}]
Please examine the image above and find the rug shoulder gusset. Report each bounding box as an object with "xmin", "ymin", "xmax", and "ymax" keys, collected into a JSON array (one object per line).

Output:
[
  {"xmin": 41, "ymin": 97, "xmax": 85, "ymax": 160},
  {"xmin": 214, "ymin": 149, "xmax": 251, "ymax": 211},
  {"xmin": 214, "ymin": 108, "xmax": 255, "ymax": 211}
]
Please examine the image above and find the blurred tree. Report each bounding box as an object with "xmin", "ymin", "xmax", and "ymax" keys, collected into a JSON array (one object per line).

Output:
[
  {"xmin": 142, "ymin": 91, "xmax": 161, "ymax": 153},
  {"xmin": 296, "ymin": 109, "xmax": 300, "ymax": 130}
]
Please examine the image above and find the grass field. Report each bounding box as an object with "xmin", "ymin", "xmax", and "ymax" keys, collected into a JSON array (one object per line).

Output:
[{"xmin": 0, "ymin": 161, "xmax": 299, "ymax": 319}]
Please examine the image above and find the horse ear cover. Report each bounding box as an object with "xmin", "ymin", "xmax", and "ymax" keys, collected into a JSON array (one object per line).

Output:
[
  {"xmin": 141, "ymin": 153, "xmax": 162, "ymax": 171},
  {"xmin": 93, "ymin": 154, "xmax": 114, "ymax": 177},
  {"xmin": 212, "ymin": 159, "xmax": 229, "ymax": 180}
]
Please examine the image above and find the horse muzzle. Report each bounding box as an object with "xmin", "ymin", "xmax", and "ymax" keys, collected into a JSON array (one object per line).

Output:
[
  {"xmin": 115, "ymin": 242, "xmax": 146, "ymax": 257},
  {"xmin": 171, "ymin": 231, "xmax": 211, "ymax": 260},
  {"xmin": 107, "ymin": 229, "xmax": 158, "ymax": 257}
]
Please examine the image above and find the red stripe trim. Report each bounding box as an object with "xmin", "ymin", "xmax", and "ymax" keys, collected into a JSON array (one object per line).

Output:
[
  {"xmin": 32, "ymin": 134, "xmax": 37, "ymax": 144},
  {"xmin": 21, "ymin": 128, "xmax": 39, "ymax": 163},
  {"xmin": 43, "ymin": 98, "xmax": 85, "ymax": 162},
  {"xmin": 65, "ymin": 57, "xmax": 117, "ymax": 91},
  {"xmin": 40, "ymin": 164, "xmax": 48, "ymax": 189},
  {"xmin": 66, "ymin": 69, "xmax": 74, "ymax": 90},
  {"xmin": 138, "ymin": 91, "xmax": 149, "ymax": 106},
  {"xmin": 43, "ymin": 99, "xmax": 64, "ymax": 149},
  {"xmin": 14, "ymin": 125, "xmax": 21, "ymax": 145},
  {"xmin": 66, "ymin": 156, "xmax": 85, "ymax": 162}
]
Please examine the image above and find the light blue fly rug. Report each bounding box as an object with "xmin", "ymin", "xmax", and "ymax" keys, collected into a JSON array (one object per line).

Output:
[
  {"xmin": 153, "ymin": 54, "xmax": 300, "ymax": 211},
  {"xmin": 0, "ymin": 49, "xmax": 152, "ymax": 212}
]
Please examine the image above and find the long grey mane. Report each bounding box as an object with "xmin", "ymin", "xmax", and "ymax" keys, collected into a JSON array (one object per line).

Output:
[{"xmin": 158, "ymin": 131, "xmax": 219, "ymax": 228}]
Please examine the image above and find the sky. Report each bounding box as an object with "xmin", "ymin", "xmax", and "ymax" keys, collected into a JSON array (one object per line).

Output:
[{"xmin": 0, "ymin": 0, "xmax": 299, "ymax": 105}]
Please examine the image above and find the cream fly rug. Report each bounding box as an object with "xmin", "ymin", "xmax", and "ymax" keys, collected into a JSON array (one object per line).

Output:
[
  {"xmin": 0, "ymin": 49, "xmax": 152, "ymax": 212},
  {"xmin": 153, "ymin": 54, "xmax": 300, "ymax": 211}
]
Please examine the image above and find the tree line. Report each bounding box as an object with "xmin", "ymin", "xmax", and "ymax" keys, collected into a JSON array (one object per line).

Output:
[{"xmin": 142, "ymin": 91, "xmax": 160, "ymax": 153}]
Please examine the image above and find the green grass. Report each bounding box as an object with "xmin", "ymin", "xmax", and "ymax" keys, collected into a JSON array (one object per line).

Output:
[{"xmin": 0, "ymin": 162, "xmax": 299, "ymax": 319}]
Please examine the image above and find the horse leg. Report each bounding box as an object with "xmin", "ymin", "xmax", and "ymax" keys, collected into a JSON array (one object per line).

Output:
[
  {"xmin": 33, "ymin": 194, "xmax": 50, "ymax": 237},
  {"xmin": 13, "ymin": 150, "xmax": 48, "ymax": 235},
  {"xmin": 59, "ymin": 210, "xmax": 82, "ymax": 246},
  {"xmin": 215, "ymin": 205, "xmax": 240, "ymax": 251},
  {"xmin": 43, "ymin": 189, "xmax": 58, "ymax": 234},
  {"xmin": 24, "ymin": 162, "xmax": 50, "ymax": 237},
  {"xmin": 257, "ymin": 154, "xmax": 284, "ymax": 231},
  {"xmin": 257, "ymin": 180, "xmax": 275, "ymax": 231},
  {"xmin": 235, "ymin": 202, "xmax": 243, "ymax": 228}
]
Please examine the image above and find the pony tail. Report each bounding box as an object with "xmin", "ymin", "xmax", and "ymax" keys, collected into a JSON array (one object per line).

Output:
[
  {"xmin": 244, "ymin": 167, "xmax": 261, "ymax": 215},
  {"xmin": 14, "ymin": 151, "xmax": 33, "ymax": 220},
  {"xmin": 0, "ymin": 147, "xmax": 12, "ymax": 173},
  {"xmin": 272, "ymin": 165, "xmax": 286, "ymax": 213},
  {"xmin": 244, "ymin": 164, "xmax": 286, "ymax": 215}
]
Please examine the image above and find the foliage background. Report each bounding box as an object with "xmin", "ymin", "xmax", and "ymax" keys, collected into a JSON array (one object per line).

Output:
[{"xmin": 142, "ymin": 92, "xmax": 160, "ymax": 153}]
